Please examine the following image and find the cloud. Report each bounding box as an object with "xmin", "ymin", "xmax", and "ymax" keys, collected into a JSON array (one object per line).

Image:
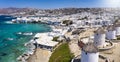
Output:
[{"xmin": 102, "ymin": 0, "xmax": 120, "ymax": 7}]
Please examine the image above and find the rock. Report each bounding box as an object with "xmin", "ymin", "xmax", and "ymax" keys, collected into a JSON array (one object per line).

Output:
[{"xmin": 0, "ymin": 53, "xmax": 7, "ymax": 56}]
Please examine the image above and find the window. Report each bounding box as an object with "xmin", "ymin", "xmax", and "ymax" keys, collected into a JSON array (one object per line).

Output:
[{"xmin": 86, "ymin": 52, "xmax": 87, "ymax": 55}]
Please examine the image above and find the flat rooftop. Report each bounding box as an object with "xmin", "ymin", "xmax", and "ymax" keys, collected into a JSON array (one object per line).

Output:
[{"xmin": 35, "ymin": 33, "xmax": 58, "ymax": 47}]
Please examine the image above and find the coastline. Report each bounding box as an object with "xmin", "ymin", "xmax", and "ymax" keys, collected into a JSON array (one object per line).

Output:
[
  {"xmin": 22, "ymin": 24, "xmax": 67, "ymax": 62},
  {"xmin": 17, "ymin": 39, "xmax": 36, "ymax": 61},
  {"xmin": 0, "ymin": 17, "xmax": 52, "ymax": 62},
  {"xmin": 17, "ymin": 25, "xmax": 54, "ymax": 62}
]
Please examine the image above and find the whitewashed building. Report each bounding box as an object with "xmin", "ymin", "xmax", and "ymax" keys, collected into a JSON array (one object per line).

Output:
[
  {"xmin": 34, "ymin": 33, "xmax": 58, "ymax": 51},
  {"xmin": 94, "ymin": 28, "xmax": 106, "ymax": 47}
]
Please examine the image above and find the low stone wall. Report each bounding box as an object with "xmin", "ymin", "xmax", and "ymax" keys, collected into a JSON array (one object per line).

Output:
[{"xmin": 99, "ymin": 41, "xmax": 114, "ymax": 51}]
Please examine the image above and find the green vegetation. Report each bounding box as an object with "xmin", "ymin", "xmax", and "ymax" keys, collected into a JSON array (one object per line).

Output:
[
  {"xmin": 49, "ymin": 43, "xmax": 74, "ymax": 62},
  {"xmin": 62, "ymin": 20, "xmax": 69, "ymax": 24},
  {"xmin": 117, "ymin": 37, "xmax": 120, "ymax": 40},
  {"xmin": 52, "ymin": 36, "xmax": 59, "ymax": 41}
]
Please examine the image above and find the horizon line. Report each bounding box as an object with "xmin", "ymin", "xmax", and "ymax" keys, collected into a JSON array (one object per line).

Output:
[{"xmin": 1, "ymin": 7, "xmax": 120, "ymax": 9}]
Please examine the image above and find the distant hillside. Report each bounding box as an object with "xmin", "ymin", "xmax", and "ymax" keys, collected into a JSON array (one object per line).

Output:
[
  {"xmin": 44, "ymin": 8, "xmax": 103, "ymax": 15},
  {"xmin": 0, "ymin": 7, "xmax": 120, "ymax": 15},
  {"xmin": 0, "ymin": 7, "xmax": 32, "ymax": 14}
]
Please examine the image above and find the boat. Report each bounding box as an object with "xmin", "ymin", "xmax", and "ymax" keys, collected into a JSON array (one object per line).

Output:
[
  {"xmin": 17, "ymin": 32, "xmax": 33, "ymax": 36},
  {"xmin": 6, "ymin": 38, "xmax": 14, "ymax": 41},
  {"xmin": 23, "ymin": 32, "xmax": 33, "ymax": 36},
  {"xmin": 17, "ymin": 32, "xmax": 22, "ymax": 35},
  {"xmin": 5, "ymin": 21, "xmax": 13, "ymax": 24}
]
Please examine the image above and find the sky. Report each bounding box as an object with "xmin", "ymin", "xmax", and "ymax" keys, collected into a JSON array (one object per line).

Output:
[{"xmin": 0, "ymin": 0, "xmax": 120, "ymax": 9}]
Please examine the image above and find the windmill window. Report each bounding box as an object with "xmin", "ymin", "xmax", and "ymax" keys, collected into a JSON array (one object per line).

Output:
[{"xmin": 86, "ymin": 52, "xmax": 87, "ymax": 55}]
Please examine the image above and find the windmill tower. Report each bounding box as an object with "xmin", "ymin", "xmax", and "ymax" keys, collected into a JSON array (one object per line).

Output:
[
  {"xmin": 94, "ymin": 28, "xmax": 106, "ymax": 47},
  {"xmin": 106, "ymin": 25, "xmax": 116, "ymax": 40},
  {"xmin": 78, "ymin": 42, "xmax": 99, "ymax": 62}
]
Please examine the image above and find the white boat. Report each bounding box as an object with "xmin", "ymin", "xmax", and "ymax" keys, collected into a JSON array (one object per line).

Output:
[
  {"xmin": 23, "ymin": 32, "xmax": 33, "ymax": 35},
  {"xmin": 6, "ymin": 38, "xmax": 14, "ymax": 41},
  {"xmin": 17, "ymin": 32, "xmax": 22, "ymax": 35},
  {"xmin": 5, "ymin": 21, "xmax": 13, "ymax": 24}
]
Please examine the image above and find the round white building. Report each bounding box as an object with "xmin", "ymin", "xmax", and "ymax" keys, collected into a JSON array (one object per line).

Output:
[
  {"xmin": 81, "ymin": 43, "xmax": 99, "ymax": 62},
  {"xmin": 94, "ymin": 28, "xmax": 106, "ymax": 47},
  {"xmin": 115, "ymin": 24, "xmax": 120, "ymax": 36},
  {"xmin": 106, "ymin": 26, "xmax": 116, "ymax": 40}
]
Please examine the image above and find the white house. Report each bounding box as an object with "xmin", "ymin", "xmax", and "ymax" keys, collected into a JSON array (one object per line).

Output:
[
  {"xmin": 34, "ymin": 33, "xmax": 58, "ymax": 50},
  {"xmin": 48, "ymin": 28, "xmax": 67, "ymax": 37}
]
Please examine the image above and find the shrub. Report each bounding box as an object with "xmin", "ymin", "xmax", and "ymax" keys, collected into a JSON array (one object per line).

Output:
[{"xmin": 52, "ymin": 36, "xmax": 59, "ymax": 41}]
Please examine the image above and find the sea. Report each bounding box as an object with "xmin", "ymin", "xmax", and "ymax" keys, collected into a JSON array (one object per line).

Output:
[{"xmin": 0, "ymin": 15, "xmax": 51, "ymax": 62}]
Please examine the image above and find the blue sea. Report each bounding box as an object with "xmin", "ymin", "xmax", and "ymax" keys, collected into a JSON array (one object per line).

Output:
[{"xmin": 0, "ymin": 15, "xmax": 51, "ymax": 62}]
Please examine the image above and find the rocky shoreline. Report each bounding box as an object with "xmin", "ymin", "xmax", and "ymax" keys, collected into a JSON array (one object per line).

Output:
[{"xmin": 17, "ymin": 39, "xmax": 36, "ymax": 62}]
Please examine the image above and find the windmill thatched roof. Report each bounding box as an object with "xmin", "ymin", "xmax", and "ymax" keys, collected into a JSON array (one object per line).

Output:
[
  {"xmin": 82, "ymin": 43, "xmax": 98, "ymax": 53},
  {"xmin": 107, "ymin": 25, "xmax": 115, "ymax": 31},
  {"xmin": 94, "ymin": 28, "xmax": 106, "ymax": 34}
]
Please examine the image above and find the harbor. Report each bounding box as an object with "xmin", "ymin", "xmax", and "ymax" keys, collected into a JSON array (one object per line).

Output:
[
  {"xmin": 1, "ymin": 8, "xmax": 120, "ymax": 62},
  {"xmin": 1, "ymin": 0, "xmax": 120, "ymax": 62},
  {"xmin": 0, "ymin": 16, "xmax": 52, "ymax": 62}
]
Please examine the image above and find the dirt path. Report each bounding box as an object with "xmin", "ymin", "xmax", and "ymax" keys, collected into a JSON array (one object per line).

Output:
[
  {"xmin": 100, "ymin": 42, "xmax": 120, "ymax": 62},
  {"xmin": 27, "ymin": 48, "xmax": 52, "ymax": 62}
]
